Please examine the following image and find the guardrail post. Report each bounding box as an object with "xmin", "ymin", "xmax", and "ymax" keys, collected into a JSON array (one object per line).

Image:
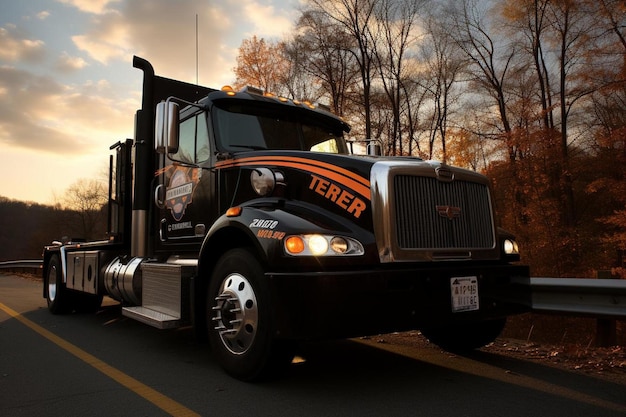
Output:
[{"xmin": 596, "ymin": 319, "xmax": 617, "ymax": 347}]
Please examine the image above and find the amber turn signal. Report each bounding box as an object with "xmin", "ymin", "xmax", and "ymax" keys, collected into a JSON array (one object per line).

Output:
[
  {"xmin": 285, "ymin": 236, "xmax": 305, "ymax": 254},
  {"xmin": 226, "ymin": 206, "xmax": 242, "ymax": 217}
]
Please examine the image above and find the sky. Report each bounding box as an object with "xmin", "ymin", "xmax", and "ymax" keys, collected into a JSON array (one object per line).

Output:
[{"xmin": 0, "ymin": 0, "xmax": 298, "ymax": 205}]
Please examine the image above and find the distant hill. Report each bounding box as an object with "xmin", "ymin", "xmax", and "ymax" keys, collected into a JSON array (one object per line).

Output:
[{"xmin": 0, "ymin": 196, "xmax": 106, "ymax": 261}]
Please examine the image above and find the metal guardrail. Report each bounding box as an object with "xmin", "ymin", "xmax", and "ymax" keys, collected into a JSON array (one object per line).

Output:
[
  {"xmin": 0, "ymin": 260, "xmax": 43, "ymax": 272},
  {"xmin": 531, "ymin": 277, "xmax": 626, "ymax": 319}
]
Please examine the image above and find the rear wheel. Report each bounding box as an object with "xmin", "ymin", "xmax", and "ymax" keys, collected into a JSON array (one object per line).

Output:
[
  {"xmin": 207, "ymin": 248, "xmax": 293, "ymax": 381},
  {"xmin": 421, "ymin": 318, "xmax": 506, "ymax": 353},
  {"xmin": 46, "ymin": 255, "xmax": 71, "ymax": 314}
]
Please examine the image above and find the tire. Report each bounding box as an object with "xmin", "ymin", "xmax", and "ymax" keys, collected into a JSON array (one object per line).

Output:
[
  {"xmin": 421, "ymin": 318, "xmax": 506, "ymax": 353},
  {"xmin": 45, "ymin": 255, "xmax": 72, "ymax": 314},
  {"xmin": 207, "ymin": 248, "xmax": 294, "ymax": 381}
]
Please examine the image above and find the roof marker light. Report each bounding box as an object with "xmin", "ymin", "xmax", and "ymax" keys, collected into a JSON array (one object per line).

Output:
[
  {"xmin": 243, "ymin": 86, "xmax": 264, "ymax": 96},
  {"xmin": 317, "ymin": 103, "xmax": 331, "ymax": 112},
  {"xmin": 221, "ymin": 85, "xmax": 236, "ymax": 96}
]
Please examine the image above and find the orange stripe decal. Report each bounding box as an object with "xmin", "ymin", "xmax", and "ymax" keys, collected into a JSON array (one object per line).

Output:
[{"xmin": 216, "ymin": 156, "xmax": 371, "ymax": 200}]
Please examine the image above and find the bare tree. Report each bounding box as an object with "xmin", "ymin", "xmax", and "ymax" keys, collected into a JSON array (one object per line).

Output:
[
  {"xmin": 303, "ymin": 0, "xmax": 378, "ymax": 140},
  {"xmin": 291, "ymin": 9, "xmax": 361, "ymax": 114},
  {"xmin": 445, "ymin": 0, "xmax": 520, "ymax": 160},
  {"xmin": 63, "ymin": 179, "xmax": 108, "ymax": 240},
  {"xmin": 504, "ymin": 0, "xmax": 556, "ymax": 131},
  {"xmin": 418, "ymin": 14, "xmax": 465, "ymax": 161},
  {"xmin": 586, "ymin": 0, "xmax": 626, "ymax": 60},
  {"xmin": 371, "ymin": 0, "xmax": 424, "ymax": 156},
  {"xmin": 281, "ymin": 35, "xmax": 325, "ymax": 103}
]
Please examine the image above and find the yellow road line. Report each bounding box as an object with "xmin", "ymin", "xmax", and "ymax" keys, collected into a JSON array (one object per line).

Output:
[{"xmin": 0, "ymin": 302, "xmax": 200, "ymax": 417}]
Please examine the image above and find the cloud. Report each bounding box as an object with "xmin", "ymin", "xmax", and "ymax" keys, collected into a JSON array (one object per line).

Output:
[
  {"xmin": 0, "ymin": 0, "xmax": 298, "ymax": 158},
  {"xmin": 0, "ymin": 65, "xmax": 136, "ymax": 155},
  {"xmin": 56, "ymin": 0, "xmax": 121, "ymax": 15},
  {"xmin": 71, "ymin": 9, "xmax": 133, "ymax": 64},
  {"xmin": 0, "ymin": 25, "xmax": 46, "ymax": 63},
  {"xmin": 55, "ymin": 51, "xmax": 89, "ymax": 72},
  {"xmin": 0, "ymin": 66, "xmax": 80, "ymax": 152},
  {"xmin": 0, "ymin": 0, "xmax": 300, "ymax": 204},
  {"xmin": 240, "ymin": 0, "xmax": 296, "ymax": 38},
  {"xmin": 119, "ymin": 1, "xmax": 235, "ymax": 83},
  {"xmin": 64, "ymin": 0, "xmax": 295, "ymax": 85}
]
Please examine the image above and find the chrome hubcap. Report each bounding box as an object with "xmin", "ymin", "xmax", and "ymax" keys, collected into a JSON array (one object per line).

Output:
[
  {"xmin": 48, "ymin": 265, "xmax": 57, "ymax": 302},
  {"xmin": 212, "ymin": 273, "xmax": 258, "ymax": 355}
]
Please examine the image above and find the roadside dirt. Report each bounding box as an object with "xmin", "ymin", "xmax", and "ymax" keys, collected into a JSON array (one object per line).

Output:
[
  {"xmin": 374, "ymin": 319, "xmax": 626, "ymax": 384},
  {"xmin": 486, "ymin": 338, "xmax": 626, "ymax": 377},
  {"xmin": 496, "ymin": 313, "xmax": 626, "ymax": 381}
]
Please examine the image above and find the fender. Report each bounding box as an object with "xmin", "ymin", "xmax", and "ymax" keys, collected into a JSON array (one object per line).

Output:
[{"xmin": 197, "ymin": 204, "xmax": 290, "ymax": 279}]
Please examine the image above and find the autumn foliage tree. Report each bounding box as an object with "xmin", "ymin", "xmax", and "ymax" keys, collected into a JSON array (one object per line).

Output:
[{"xmin": 233, "ymin": 35, "xmax": 290, "ymax": 95}]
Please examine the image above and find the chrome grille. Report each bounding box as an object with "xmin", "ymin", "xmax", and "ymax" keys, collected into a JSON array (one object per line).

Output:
[{"xmin": 394, "ymin": 175, "xmax": 494, "ymax": 249}]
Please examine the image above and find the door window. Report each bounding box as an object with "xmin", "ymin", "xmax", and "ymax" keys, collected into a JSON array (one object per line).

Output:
[{"xmin": 171, "ymin": 112, "xmax": 211, "ymax": 164}]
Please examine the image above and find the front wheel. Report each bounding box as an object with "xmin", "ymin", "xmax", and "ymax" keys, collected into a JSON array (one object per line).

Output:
[
  {"xmin": 421, "ymin": 318, "xmax": 506, "ymax": 353},
  {"xmin": 207, "ymin": 248, "xmax": 293, "ymax": 381}
]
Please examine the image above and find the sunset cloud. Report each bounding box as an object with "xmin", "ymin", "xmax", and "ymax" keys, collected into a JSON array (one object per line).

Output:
[
  {"xmin": 240, "ymin": 0, "xmax": 295, "ymax": 38},
  {"xmin": 56, "ymin": 0, "xmax": 122, "ymax": 15},
  {"xmin": 55, "ymin": 51, "xmax": 89, "ymax": 72},
  {"xmin": 0, "ymin": 66, "xmax": 131, "ymax": 154},
  {"xmin": 0, "ymin": 25, "xmax": 46, "ymax": 63},
  {"xmin": 0, "ymin": 0, "xmax": 296, "ymax": 203}
]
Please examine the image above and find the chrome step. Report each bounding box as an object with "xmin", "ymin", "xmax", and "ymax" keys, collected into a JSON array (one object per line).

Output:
[{"xmin": 122, "ymin": 306, "xmax": 180, "ymax": 329}]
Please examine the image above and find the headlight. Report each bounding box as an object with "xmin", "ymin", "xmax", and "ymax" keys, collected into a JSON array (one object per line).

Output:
[
  {"xmin": 503, "ymin": 239, "xmax": 519, "ymax": 255},
  {"xmin": 308, "ymin": 235, "xmax": 329, "ymax": 255},
  {"xmin": 330, "ymin": 237, "xmax": 348, "ymax": 254},
  {"xmin": 284, "ymin": 234, "xmax": 364, "ymax": 256}
]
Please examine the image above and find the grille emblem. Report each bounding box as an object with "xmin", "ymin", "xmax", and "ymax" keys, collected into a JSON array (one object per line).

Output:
[{"xmin": 436, "ymin": 205, "xmax": 461, "ymax": 220}]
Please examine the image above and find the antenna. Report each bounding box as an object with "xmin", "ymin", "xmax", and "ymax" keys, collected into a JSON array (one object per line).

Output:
[{"xmin": 195, "ymin": 13, "xmax": 199, "ymax": 85}]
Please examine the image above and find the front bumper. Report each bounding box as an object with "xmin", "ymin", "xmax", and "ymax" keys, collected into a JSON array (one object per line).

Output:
[{"xmin": 268, "ymin": 263, "xmax": 530, "ymax": 340}]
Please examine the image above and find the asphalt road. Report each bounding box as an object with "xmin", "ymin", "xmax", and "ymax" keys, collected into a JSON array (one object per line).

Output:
[{"xmin": 1, "ymin": 273, "xmax": 625, "ymax": 417}]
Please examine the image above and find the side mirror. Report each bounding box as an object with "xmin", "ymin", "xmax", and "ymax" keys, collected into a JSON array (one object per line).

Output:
[
  {"xmin": 367, "ymin": 141, "xmax": 382, "ymax": 156},
  {"xmin": 346, "ymin": 139, "xmax": 383, "ymax": 156},
  {"xmin": 155, "ymin": 101, "xmax": 180, "ymax": 154}
]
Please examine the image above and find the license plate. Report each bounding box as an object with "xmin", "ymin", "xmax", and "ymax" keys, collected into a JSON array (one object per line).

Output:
[{"xmin": 450, "ymin": 276, "xmax": 479, "ymax": 312}]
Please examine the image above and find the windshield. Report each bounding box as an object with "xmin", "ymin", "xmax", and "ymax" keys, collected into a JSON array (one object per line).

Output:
[{"xmin": 212, "ymin": 102, "xmax": 347, "ymax": 154}]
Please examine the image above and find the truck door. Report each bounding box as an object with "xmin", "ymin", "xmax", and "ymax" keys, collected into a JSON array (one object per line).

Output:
[{"xmin": 155, "ymin": 110, "xmax": 216, "ymax": 247}]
